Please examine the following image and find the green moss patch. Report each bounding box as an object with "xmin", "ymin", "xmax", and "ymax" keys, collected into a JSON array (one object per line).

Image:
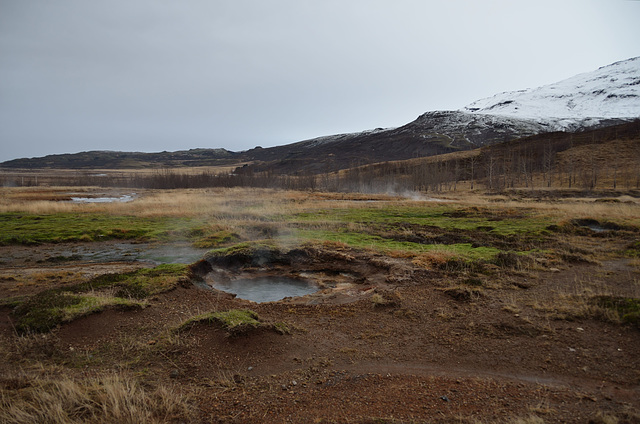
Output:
[
  {"xmin": 296, "ymin": 229, "xmax": 500, "ymax": 261},
  {"xmin": 70, "ymin": 264, "xmax": 190, "ymax": 298},
  {"xmin": 289, "ymin": 205, "xmax": 556, "ymax": 263},
  {"xmin": 12, "ymin": 291, "xmax": 146, "ymax": 334},
  {"xmin": 623, "ymin": 240, "xmax": 640, "ymax": 258},
  {"xmin": 292, "ymin": 205, "xmax": 551, "ymax": 236},
  {"xmin": 177, "ymin": 309, "xmax": 290, "ymax": 336},
  {"xmin": 203, "ymin": 241, "xmax": 291, "ymax": 268},
  {"xmin": 592, "ymin": 296, "xmax": 640, "ymax": 326},
  {"xmin": 192, "ymin": 229, "xmax": 239, "ymax": 248},
  {"xmin": 9, "ymin": 264, "xmax": 189, "ymax": 333},
  {"xmin": 0, "ymin": 213, "xmax": 202, "ymax": 245}
]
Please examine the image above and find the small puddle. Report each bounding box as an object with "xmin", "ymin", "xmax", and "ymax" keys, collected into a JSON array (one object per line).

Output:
[
  {"xmin": 584, "ymin": 224, "xmax": 609, "ymax": 233},
  {"xmin": 209, "ymin": 276, "xmax": 318, "ymax": 303},
  {"xmin": 572, "ymin": 219, "xmax": 617, "ymax": 233},
  {"xmin": 20, "ymin": 243, "xmax": 208, "ymax": 266},
  {"xmin": 69, "ymin": 193, "xmax": 136, "ymax": 203}
]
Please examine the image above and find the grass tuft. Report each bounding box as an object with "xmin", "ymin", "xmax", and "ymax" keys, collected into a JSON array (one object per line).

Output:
[
  {"xmin": 9, "ymin": 264, "xmax": 188, "ymax": 334},
  {"xmin": 176, "ymin": 309, "xmax": 291, "ymax": 336},
  {"xmin": 371, "ymin": 290, "xmax": 402, "ymax": 308},
  {"xmin": 0, "ymin": 212, "xmax": 203, "ymax": 245},
  {"xmin": 0, "ymin": 372, "xmax": 196, "ymax": 423},
  {"xmin": 442, "ymin": 286, "xmax": 483, "ymax": 302},
  {"xmin": 12, "ymin": 291, "xmax": 146, "ymax": 334},
  {"xmin": 71, "ymin": 263, "xmax": 190, "ymax": 297},
  {"xmin": 591, "ymin": 296, "xmax": 640, "ymax": 326}
]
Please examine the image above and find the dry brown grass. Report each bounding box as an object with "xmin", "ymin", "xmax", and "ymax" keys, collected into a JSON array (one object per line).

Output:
[
  {"xmin": 410, "ymin": 250, "xmax": 458, "ymax": 270},
  {"xmin": 4, "ymin": 183, "xmax": 628, "ymax": 220},
  {"xmin": 0, "ymin": 371, "xmax": 196, "ymax": 423},
  {"xmin": 0, "ymin": 186, "xmax": 422, "ymax": 221},
  {"xmin": 531, "ymin": 276, "xmax": 640, "ymax": 323},
  {"xmin": 441, "ymin": 191, "xmax": 640, "ymax": 225},
  {"xmin": 509, "ymin": 416, "xmax": 545, "ymax": 424}
]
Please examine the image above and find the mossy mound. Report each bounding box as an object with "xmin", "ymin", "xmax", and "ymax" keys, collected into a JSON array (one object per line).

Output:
[
  {"xmin": 12, "ymin": 291, "xmax": 146, "ymax": 334},
  {"xmin": 176, "ymin": 309, "xmax": 290, "ymax": 336},
  {"xmin": 10, "ymin": 264, "xmax": 190, "ymax": 333},
  {"xmin": 201, "ymin": 241, "xmax": 312, "ymax": 269}
]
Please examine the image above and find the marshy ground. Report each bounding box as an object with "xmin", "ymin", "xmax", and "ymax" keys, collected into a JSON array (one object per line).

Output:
[{"xmin": 1, "ymin": 187, "xmax": 639, "ymax": 423}]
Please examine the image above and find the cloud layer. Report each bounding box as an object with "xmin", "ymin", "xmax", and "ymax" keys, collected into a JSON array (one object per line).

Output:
[{"xmin": 1, "ymin": 0, "xmax": 639, "ymax": 161}]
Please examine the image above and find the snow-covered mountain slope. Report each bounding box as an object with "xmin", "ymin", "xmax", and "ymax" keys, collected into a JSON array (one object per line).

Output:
[
  {"xmin": 291, "ymin": 57, "xmax": 640, "ymax": 153},
  {"xmin": 462, "ymin": 57, "xmax": 640, "ymax": 130},
  {"xmin": 292, "ymin": 127, "xmax": 394, "ymax": 149}
]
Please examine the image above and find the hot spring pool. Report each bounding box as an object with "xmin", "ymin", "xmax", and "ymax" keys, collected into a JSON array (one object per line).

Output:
[{"xmin": 210, "ymin": 276, "xmax": 318, "ymax": 303}]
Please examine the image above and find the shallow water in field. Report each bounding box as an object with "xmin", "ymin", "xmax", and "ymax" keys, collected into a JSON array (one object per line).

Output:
[
  {"xmin": 210, "ymin": 276, "xmax": 318, "ymax": 303},
  {"xmin": 69, "ymin": 193, "xmax": 136, "ymax": 203},
  {"xmin": 3, "ymin": 242, "xmax": 208, "ymax": 266},
  {"xmin": 583, "ymin": 224, "xmax": 609, "ymax": 233},
  {"xmin": 137, "ymin": 244, "xmax": 208, "ymax": 264},
  {"xmin": 65, "ymin": 243, "xmax": 207, "ymax": 264}
]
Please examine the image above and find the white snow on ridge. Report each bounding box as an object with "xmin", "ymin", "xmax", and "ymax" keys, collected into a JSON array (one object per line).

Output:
[
  {"xmin": 295, "ymin": 57, "xmax": 640, "ymax": 150},
  {"xmin": 298, "ymin": 127, "xmax": 395, "ymax": 148},
  {"xmin": 462, "ymin": 57, "xmax": 640, "ymax": 128}
]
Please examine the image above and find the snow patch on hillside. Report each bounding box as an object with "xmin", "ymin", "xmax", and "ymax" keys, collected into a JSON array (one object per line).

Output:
[
  {"xmin": 462, "ymin": 57, "xmax": 640, "ymax": 130},
  {"xmin": 298, "ymin": 127, "xmax": 395, "ymax": 148}
]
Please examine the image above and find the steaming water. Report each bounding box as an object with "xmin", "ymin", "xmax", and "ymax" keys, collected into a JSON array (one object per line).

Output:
[
  {"xmin": 79, "ymin": 243, "xmax": 206, "ymax": 264},
  {"xmin": 138, "ymin": 244, "xmax": 208, "ymax": 264},
  {"xmin": 211, "ymin": 277, "xmax": 317, "ymax": 303},
  {"xmin": 12, "ymin": 242, "xmax": 207, "ymax": 265}
]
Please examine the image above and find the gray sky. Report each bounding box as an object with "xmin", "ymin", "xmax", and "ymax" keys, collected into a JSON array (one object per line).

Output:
[{"xmin": 1, "ymin": 0, "xmax": 639, "ymax": 162}]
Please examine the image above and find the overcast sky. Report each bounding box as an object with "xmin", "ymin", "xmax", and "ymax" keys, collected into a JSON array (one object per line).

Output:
[{"xmin": 1, "ymin": 0, "xmax": 639, "ymax": 162}]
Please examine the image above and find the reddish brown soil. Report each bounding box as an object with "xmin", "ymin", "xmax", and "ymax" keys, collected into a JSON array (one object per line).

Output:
[{"xmin": 1, "ymin": 238, "xmax": 639, "ymax": 423}]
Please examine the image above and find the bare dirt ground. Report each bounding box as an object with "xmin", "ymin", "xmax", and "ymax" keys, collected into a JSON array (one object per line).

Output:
[{"xmin": 1, "ymin": 234, "xmax": 639, "ymax": 423}]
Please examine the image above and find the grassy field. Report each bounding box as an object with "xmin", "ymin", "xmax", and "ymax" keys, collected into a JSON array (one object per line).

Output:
[{"xmin": 2, "ymin": 186, "xmax": 638, "ymax": 263}]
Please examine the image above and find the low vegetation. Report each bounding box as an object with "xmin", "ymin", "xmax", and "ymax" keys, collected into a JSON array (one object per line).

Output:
[
  {"xmin": 77, "ymin": 264, "xmax": 190, "ymax": 297},
  {"xmin": 10, "ymin": 264, "xmax": 189, "ymax": 333},
  {"xmin": 533, "ymin": 289, "xmax": 640, "ymax": 326},
  {"xmin": 0, "ymin": 212, "xmax": 200, "ymax": 245},
  {"xmin": 12, "ymin": 290, "xmax": 146, "ymax": 334},
  {"xmin": 177, "ymin": 309, "xmax": 290, "ymax": 336},
  {"xmin": 592, "ymin": 296, "xmax": 640, "ymax": 326},
  {"xmin": 0, "ymin": 372, "xmax": 196, "ymax": 424}
]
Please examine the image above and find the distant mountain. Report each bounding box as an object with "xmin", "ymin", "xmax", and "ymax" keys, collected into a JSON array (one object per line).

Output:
[
  {"xmin": 238, "ymin": 111, "xmax": 551, "ymax": 174},
  {"xmin": 239, "ymin": 57, "xmax": 639, "ymax": 174},
  {"xmin": 0, "ymin": 148, "xmax": 238, "ymax": 169},
  {"xmin": 3, "ymin": 57, "xmax": 638, "ymax": 173}
]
